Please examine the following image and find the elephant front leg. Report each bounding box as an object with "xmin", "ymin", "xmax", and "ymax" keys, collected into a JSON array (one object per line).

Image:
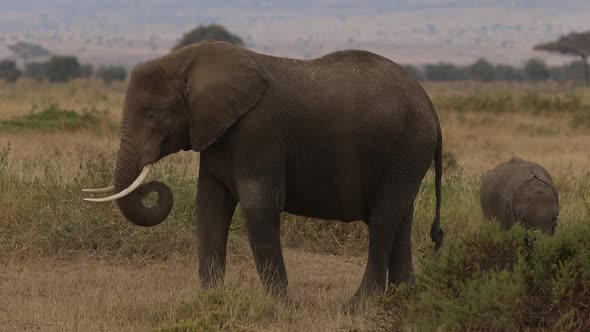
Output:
[{"xmin": 196, "ymin": 166, "xmax": 237, "ymax": 289}]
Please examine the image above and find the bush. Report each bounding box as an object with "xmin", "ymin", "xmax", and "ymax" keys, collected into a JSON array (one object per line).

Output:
[
  {"xmin": 96, "ymin": 65, "xmax": 127, "ymax": 83},
  {"xmin": 46, "ymin": 55, "xmax": 81, "ymax": 82},
  {"xmin": 470, "ymin": 58, "xmax": 495, "ymax": 82},
  {"xmin": 79, "ymin": 64, "xmax": 94, "ymax": 79},
  {"xmin": 525, "ymin": 58, "xmax": 550, "ymax": 81},
  {"xmin": 425, "ymin": 63, "xmax": 468, "ymax": 81},
  {"xmin": 495, "ymin": 64, "xmax": 525, "ymax": 81},
  {"xmin": 173, "ymin": 24, "xmax": 244, "ymax": 51},
  {"xmin": 377, "ymin": 222, "xmax": 590, "ymax": 331},
  {"xmin": 24, "ymin": 62, "xmax": 49, "ymax": 80},
  {"xmin": 0, "ymin": 59, "xmax": 22, "ymax": 82}
]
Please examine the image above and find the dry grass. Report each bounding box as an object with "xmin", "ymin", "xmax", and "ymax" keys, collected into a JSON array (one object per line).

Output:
[
  {"xmin": 1, "ymin": 80, "xmax": 589, "ymax": 331},
  {"xmin": 2, "ymin": 80, "xmax": 590, "ymax": 179},
  {"xmin": 0, "ymin": 252, "xmax": 370, "ymax": 331}
]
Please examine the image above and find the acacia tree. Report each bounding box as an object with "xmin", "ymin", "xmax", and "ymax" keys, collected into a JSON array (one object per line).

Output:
[
  {"xmin": 172, "ymin": 24, "xmax": 244, "ymax": 51},
  {"xmin": 534, "ymin": 31, "xmax": 590, "ymax": 85}
]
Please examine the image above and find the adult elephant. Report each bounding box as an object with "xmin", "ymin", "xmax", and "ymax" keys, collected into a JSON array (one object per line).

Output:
[{"xmin": 84, "ymin": 41, "xmax": 444, "ymax": 303}]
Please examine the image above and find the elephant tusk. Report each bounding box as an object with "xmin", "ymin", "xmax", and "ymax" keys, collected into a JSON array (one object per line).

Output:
[
  {"xmin": 83, "ymin": 165, "xmax": 152, "ymax": 202},
  {"xmin": 82, "ymin": 185, "xmax": 115, "ymax": 193}
]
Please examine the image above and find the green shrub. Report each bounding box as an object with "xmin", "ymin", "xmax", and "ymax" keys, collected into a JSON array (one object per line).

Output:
[
  {"xmin": 377, "ymin": 222, "xmax": 590, "ymax": 331},
  {"xmin": 46, "ymin": 55, "xmax": 81, "ymax": 82},
  {"xmin": 470, "ymin": 58, "xmax": 496, "ymax": 82},
  {"xmin": 525, "ymin": 58, "xmax": 550, "ymax": 81},
  {"xmin": 0, "ymin": 59, "xmax": 22, "ymax": 82}
]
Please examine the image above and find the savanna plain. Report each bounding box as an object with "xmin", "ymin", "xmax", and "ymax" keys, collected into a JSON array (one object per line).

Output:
[{"xmin": 1, "ymin": 80, "xmax": 589, "ymax": 331}]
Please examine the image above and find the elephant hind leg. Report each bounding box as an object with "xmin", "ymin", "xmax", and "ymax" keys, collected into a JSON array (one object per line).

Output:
[
  {"xmin": 351, "ymin": 179, "xmax": 417, "ymax": 299},
  {"xmin": 388, "ymin": 203, "xmax": 415, "ymax": 287}
]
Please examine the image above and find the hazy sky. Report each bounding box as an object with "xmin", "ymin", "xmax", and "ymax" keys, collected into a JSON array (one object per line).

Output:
[{"xmin": 1, "ymin": 1, "xmax": 589, "ymax": 66}]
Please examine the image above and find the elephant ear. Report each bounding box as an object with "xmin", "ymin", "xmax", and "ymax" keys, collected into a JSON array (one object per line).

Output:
[{"xmin": 184, "ymin": 42, "xmax": 267, "ymax": 151}]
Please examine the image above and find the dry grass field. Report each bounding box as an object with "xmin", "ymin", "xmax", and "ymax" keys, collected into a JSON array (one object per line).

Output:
[{"xmin": 1, "ymin": 79, "xmax": 589, "ymax": 331}]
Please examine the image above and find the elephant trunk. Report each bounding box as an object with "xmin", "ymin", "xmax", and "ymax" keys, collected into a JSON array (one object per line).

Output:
[{"xmin": 113, "ymin": 131, "xmax": 173, "ymax": 227}]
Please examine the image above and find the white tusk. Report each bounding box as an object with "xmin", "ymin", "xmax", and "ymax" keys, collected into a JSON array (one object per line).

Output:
[
  {"xmin": 82, "ymin": 186, "xmax": 115, "ymax": 193},
  {"xmin": 83, "ymin": 165, "xmax": 152, "ymax": 202}
]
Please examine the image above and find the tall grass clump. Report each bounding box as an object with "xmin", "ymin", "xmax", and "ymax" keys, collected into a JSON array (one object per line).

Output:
[
  {"xmin": 0, "ymin": 147, "xmax": 199, "ymax": 259},
  {"xmin": 158, "ymin": 287, "xmax": 278, "ymax": 332}
]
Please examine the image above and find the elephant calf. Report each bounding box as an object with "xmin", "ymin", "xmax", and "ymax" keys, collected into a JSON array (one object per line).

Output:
[{"xmin": 480, "ymin": 157, "xmax": 559, "ymax": 235}]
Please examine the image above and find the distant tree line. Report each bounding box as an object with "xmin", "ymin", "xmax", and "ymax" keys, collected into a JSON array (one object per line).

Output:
[
  {"xmin": 1, "ymin": 23, "xmax": 244, "ymax": 84},
  {"xmin": 2, "ymin": 54, "xmax": 583, "ymax": 84},
  {"xmin": 3, "ymin": 27, "xmax": 587, "ymax": 85},
  {"xmin": 403, "ymin": 57, "xmax": 587, "ymax": 83},
  {"xmin": 0, "ymin": 55, "xmax": 127, "ymax": 83}
]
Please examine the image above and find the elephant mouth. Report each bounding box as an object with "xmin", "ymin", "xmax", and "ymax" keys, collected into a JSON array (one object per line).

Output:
[{"xmin": 82, "ymin": 164, "xmax": 153, "ymax": 202}]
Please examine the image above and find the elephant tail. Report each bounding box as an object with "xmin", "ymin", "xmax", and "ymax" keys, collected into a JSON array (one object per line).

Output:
[{"xmin": 430, "ymin": 122, "xmax": 444, "ymax": 251}]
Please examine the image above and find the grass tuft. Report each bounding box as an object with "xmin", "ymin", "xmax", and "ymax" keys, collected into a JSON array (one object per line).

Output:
[{"xmin": 158, "ymin": 287, "xmax": 278, "ymax": 332}]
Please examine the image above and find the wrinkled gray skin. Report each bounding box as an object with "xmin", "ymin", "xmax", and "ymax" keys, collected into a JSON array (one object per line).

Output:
[
  {"xmin": 104, "ymin": 41, "xmax": 444, "ymax": 304},
  {"xmin": 480, "ymin": 157, "xmax": 559, "ymax": 235}
]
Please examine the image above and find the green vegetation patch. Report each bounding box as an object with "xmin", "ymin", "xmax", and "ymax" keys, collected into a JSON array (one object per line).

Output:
[
  {"xmin": 433, "ymin": 91, "xmax": 588, "ymax": 114},
  {"xmin": 0, "ymin": 104, "xmax": 111, "ymax": 132},
  {"xmin": 377, "ymin": 222, "xmax": 590, "ymax": 331},
  {"xmin": 159, "ymin": 288, "xmax": 278, "ymax": 332}
]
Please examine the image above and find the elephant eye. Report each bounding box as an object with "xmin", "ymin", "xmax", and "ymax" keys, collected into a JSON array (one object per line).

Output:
[{"xmin": 146, "ymin": 111, "xmax": 157, "ymax": 128}]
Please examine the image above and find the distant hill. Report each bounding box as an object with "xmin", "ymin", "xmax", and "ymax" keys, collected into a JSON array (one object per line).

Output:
[{"xmin": 0, "ymin": 1, "xmax": 588, "ymax": 68}]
